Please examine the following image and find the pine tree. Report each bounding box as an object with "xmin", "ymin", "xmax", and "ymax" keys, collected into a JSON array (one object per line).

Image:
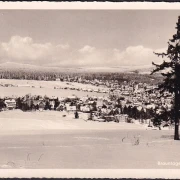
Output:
[{"xmin": 151, "ymin": 16, "xmax": 180, "ymax": 140}]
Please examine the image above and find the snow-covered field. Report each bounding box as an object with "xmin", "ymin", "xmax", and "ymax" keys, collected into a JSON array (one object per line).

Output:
[
  {"xmin": 0, "ymin": 110, "xmax": 145, "ymax": 134},
  {"xmin": 0, "ymin": 79, "xmax": 108, "ymax": 98},
  {"xmin": 0, "ymin": 109, "xmax": 178, "ymax": 169}
]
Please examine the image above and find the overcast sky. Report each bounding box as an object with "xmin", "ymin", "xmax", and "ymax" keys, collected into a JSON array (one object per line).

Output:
[{"xmin": 0, "ymin": 10, "xmax": 179, "ymax": 67}]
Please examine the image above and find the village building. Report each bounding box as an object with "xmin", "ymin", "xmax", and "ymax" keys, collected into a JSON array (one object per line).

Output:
[{"xmin": 4, "ymin": 99, "xmax": 16, "ymax": 110}]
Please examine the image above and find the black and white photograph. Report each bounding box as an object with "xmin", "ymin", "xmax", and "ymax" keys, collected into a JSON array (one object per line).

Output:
[{"xmin": 0, "ymin": 2, "xmax": 180, "ymax": 178}]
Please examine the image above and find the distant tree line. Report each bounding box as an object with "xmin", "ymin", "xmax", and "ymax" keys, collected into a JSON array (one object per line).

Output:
[{"xmin": 0, "ymin": 70, "xmax": 161, "ymax": 85}]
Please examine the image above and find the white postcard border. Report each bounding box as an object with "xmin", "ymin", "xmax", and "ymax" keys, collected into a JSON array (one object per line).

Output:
[
  {"xmin": 0, "ymin": 169, "xmax": 179, "ymax": 178},
  {"xmin": 0, "ymin": 2, "xmax": 179, "ymax": 10}
]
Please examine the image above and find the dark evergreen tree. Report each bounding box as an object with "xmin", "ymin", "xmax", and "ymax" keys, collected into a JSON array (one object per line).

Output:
[
  {"xmin": 54, "ymin": 98, "xmax": 60, "ymax": 110},
  {"xmin": 152, "ymin": 107, "xmax": 172, "ymax": 129},
  {"xmin": 132, "ymin": 106, "xmax": 138, "ymax": 119},
  {"xmin": 123, "ymin": 106, "xmax": 128, "ymax": 114},
  {"xmin": 0, "ymin": 99, "xmax": 5, "ymax": 110},
  {"xmin": 128, "ymin": 106, "xmax": 132, "ymax": 118},
  {"xmin": 151, "ymin": 16, "xmax": 180, "ymax": 140}
]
